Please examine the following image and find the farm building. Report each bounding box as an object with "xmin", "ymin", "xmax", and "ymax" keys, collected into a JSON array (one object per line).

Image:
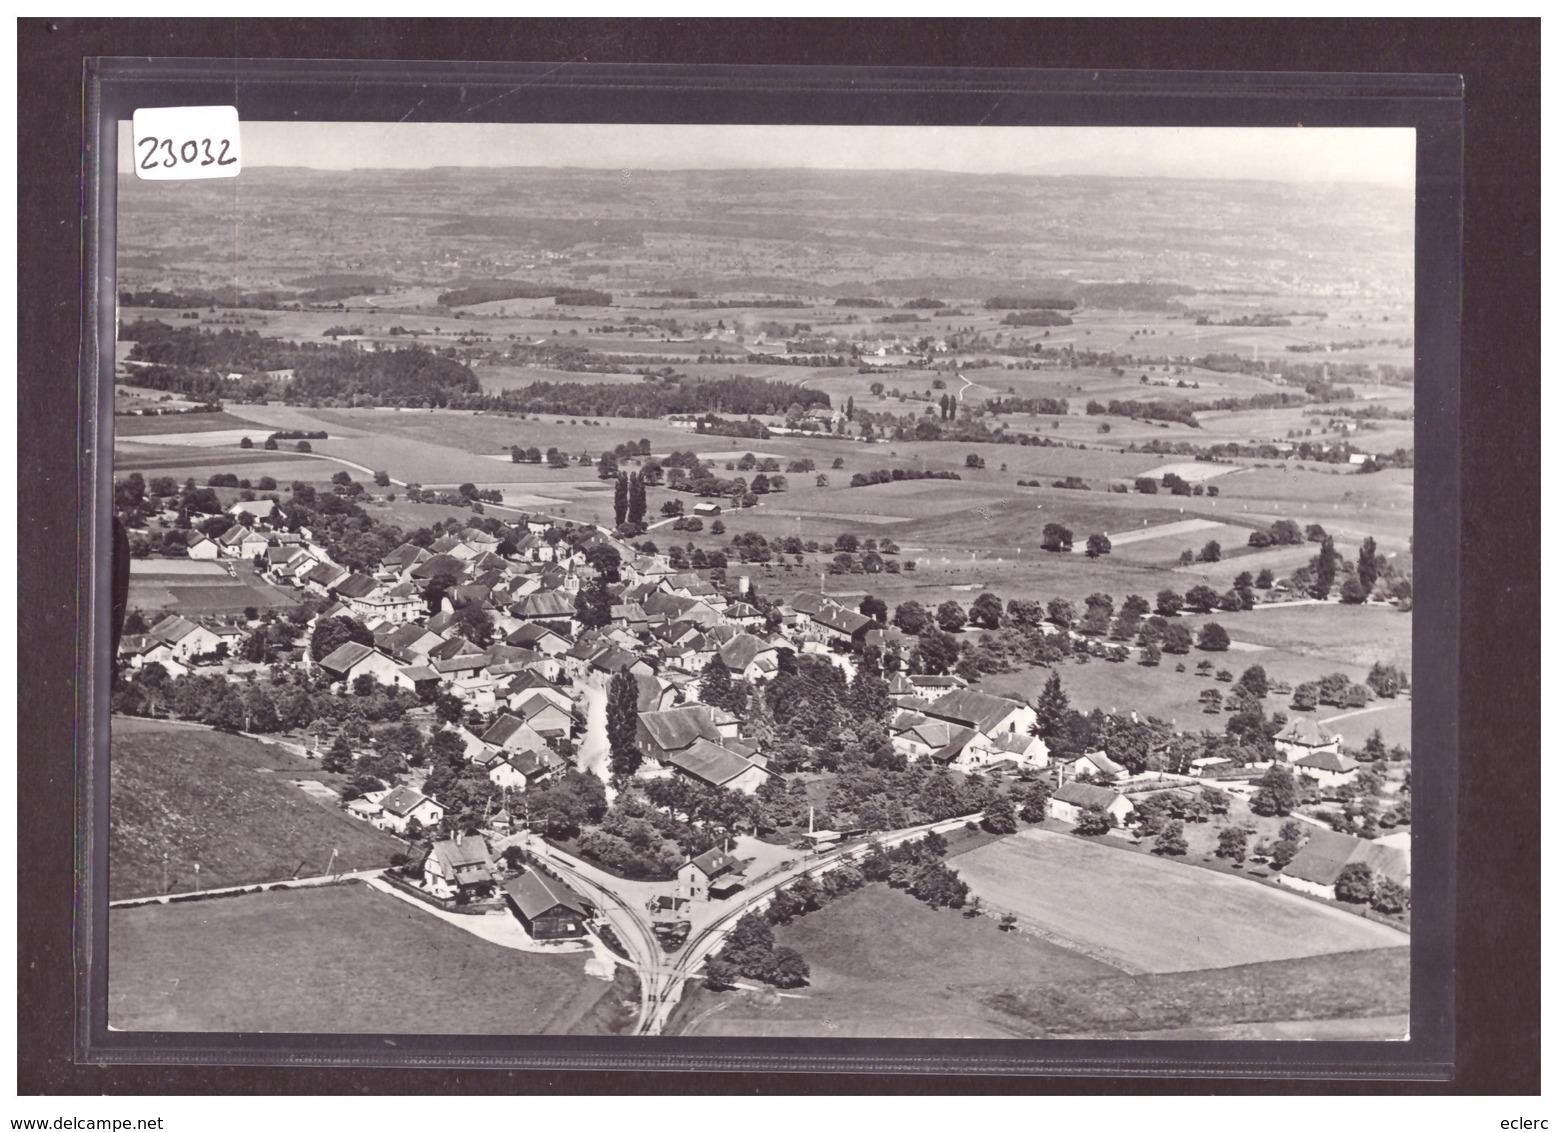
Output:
[
  {"xmin": 1275, "ymin": 827, "xmax": 1410, "ymax": 902},
  {"xmin": 636, "ymin": 703, "xmax": 730, "ymax": 764},
  {"xmin": 1291, "ymin": 748, "xmax": 1360, "ymax": 789},
  {"xmin": 503, "ymin": 870, "xmax": 593, "ymax": 941},
  {"xmin": 185, "ymin": 534, "xmax": 220, "ymax": 560},
  {"xmin": 1049, "ymin": 782, "xmax": 1135, "ymax": 827},
  {"xmin": 922, "ymin": 688, "xmax": 1038, "ymax": 741},
  {"xmin": 664, "ymin": 739, "xmax": 768, "ymax": 794},
  {"xmin": 692, "ymin": 502, "xmax": 722, "ymax": 517}
]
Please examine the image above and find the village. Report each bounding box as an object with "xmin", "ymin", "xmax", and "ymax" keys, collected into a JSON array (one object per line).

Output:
[{"xmin": 112, "ymin": 460, "xmax": 1411, "ymax": 1034}]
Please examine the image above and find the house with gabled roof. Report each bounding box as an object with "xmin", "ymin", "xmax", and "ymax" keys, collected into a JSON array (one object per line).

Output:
[
  {"xmin": 481, "ymin": 712, "xmax": 548, "ymax": 754},
  {"xmin": 1275, "ymin": 827, "xmax": 1410, "ymax": 902},
  {"xmin": 634, "ymin": 671, "xmax": 677, "ymax": 713},
  {"xmin": 148, "ymin": 614, "xmax": 225, "ymax": 662},
  {"xmin": 513, "ymin": 532, "xmax": 555, "ymax": 563},
  {"xmin": 1060, "ymin": 749, "xmax": 1127, "ymax": 783},
  {"xmin": 809, "ymin": 604, "xmax": 874, "ymax": 650},
  {"xmin": 678, "ymin": 846, "xmax": 746, "ymax": 901},
  {"xmin": 505, "ymin": 622, "xmax": 572, "ymax": 655},
  {"xmin": 1049, "ymin": 782, "xmax": 1135, "ymax": 827},
  {"xmin": 374, "ymin": 786, "xmax": 443, "ymax": 834},
  {"xmin": 923, "ymin": 688, "xmax": 1038, "ymax": 741},
  {"xmin": 718, "ymin": 632, "xmax": 779, "ymax": 681},
  {"xmin": 185, "ymin": 533, "xmax": 220, "ymax": 560},
  {"xmin": 1275, "ymin": 717, "xmax": 1343, "ymax": 763},
  {"xmin": 1291, "ymin": 747, "xmax": 1360, "ymax": 789},
  {"xmin": 637, "ymin": 703, "xmax": 726, "ymax": 764},
  {"xmin": 228, "ymin": 497, "xmax": 280, "ymax": 526},
  {"xmin": 118, "ymin": 633, "xmax": 189, "ymax": 677},
  {"xmin": 487, "ymin": 746, "xmax": 565, "ymax": 792},
  {"xmin": 409, "ymin": 553, "xmax": 470, "ymax": 582},
  {"xmin": 421, "ymin": 833, "xmax": 496, "ymax": 900},
  {"xmin": 666, "ymin": 739, "xmax": 769, "ymax": 794},
  {"xmin": 429, "ymin": 535, "xmax": 481, "ymax": 561},
  {"xmin": 517, "ymin": 694, "xmax": 576, "ymax": 740},
  {"xmin": 375, "ymin": 621, "xmax": 443, "ymax": 661},
  {"xmin": 316, "ymin": 641, "xmax": 414, "ymax": 690},
  {"xmin": 380, "ymin": 541, "xmax": 432, "ymax": 574},
  {"xmin": 301, "ymin": 560, "xmax": 350, "ymax": 596},
  {"xmin": 509, "ymin": 590, "xmax": 577, "ymax": 628}
]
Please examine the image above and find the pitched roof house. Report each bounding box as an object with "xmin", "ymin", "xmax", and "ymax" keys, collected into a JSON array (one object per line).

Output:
[
  {"xmin": 1275, "ymin": 827, "xmax": 1410, "ymax": 901},
  {"xmin": 422, "ymin": 834, "xmax": 496, "ymax": 899}
]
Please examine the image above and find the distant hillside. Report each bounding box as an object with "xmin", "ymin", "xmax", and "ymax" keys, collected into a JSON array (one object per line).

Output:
[
  {"xmin": 110, "ymin": 718, "xmax": 403, "ymax": 900},
  {"xmin": 117, "ymin": 166, "xmax": 1415, "ymax": 310}
]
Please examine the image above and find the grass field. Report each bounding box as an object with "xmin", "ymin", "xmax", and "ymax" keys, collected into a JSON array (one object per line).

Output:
[
  {"xmin": 126, "ymin": 562, "xmax": 301, "ymax": 615},
  {"xmin": 983, "ymin": 947, "xmax": 1409, "ymax": 1038},
  {"xmin": 953, "ymin": 829, "xmax": 1407, "ymax": 974},
  {"xmin": 676, "ymin": 883, "xmax": 1118, "ymax": 1038},
  {"xmin": 677, "ymin": 880, "xmax": 1408, "ymax": 1039},
  {"xmin": 110, "ymin": 717, "xmax": 403, "ymax": 899},
  {"xmin": 1318, "ymin": 699, "xmax": 1413, "ymax": 749},
  {"xmin": 109, "ymin": 883, "xmax": 615, "ymax": 1033},
  {"xmin": 114, "ymin": 410, "xmax": 271, "ymax": 437}
]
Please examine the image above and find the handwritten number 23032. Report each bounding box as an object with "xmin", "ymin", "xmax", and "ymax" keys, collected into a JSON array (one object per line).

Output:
[{"xmin": 137, "ymin": 135, "xmax": 236, "ymax": 170}]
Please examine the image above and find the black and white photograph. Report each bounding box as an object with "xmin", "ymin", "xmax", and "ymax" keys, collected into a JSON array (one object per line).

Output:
[{"xmin": 106, "ymin": 118, "xmax": 1420, "ymax": 1044}]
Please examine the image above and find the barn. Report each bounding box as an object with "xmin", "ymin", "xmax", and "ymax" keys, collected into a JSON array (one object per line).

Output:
[{"xmin": 503, "ymin": 870, "xmax": 594, "ymax": 941}]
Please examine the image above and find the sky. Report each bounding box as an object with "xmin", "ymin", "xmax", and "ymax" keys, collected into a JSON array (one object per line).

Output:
[{"xmin": 118, "ymin": 121, "xmax": 1416, "ymax": 187}]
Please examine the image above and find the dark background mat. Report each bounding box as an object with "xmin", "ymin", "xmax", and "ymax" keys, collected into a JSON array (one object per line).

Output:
[{"xmin": 19, "ymin": 17, "xmax": 1538, "ymax": 1096}]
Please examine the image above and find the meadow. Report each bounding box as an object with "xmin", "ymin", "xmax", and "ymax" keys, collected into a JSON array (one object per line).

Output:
[
  {"xmin": 110, "ymin": 717, "xmax": 403, "ymax": 899},
  {"xmin": 109, "ymin": 883, "xmax": 615, "ymax": 1033},
  {"xmin": 674, "ymin": 876, "xmax": 1408, "ymax": 1039},
  {"xmin": 952, "ymin": 829, "xmax": 1408, "ymax": 974}
]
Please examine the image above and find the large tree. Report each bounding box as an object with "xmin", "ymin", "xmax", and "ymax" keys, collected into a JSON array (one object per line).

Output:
[
  {"xmin": 1197, "ymin": 622, "xmax": 1231, "ymax": 652},
  {"xmin": 1311, "ymin": 535, "xmax": 1339, "ymax": 599},
  {"xmin": 613, "ymin": 472, "xmax": 629, "ymax": 528},
  {"xmin": 1033, "ymin": 671, "xmax": 1070, "ymax": 739},
  {"xmin": 892, "ymin": 600, "xmax": 931, "ymax": 635},
  {"xmin": 628, "ymin": 472, "xmax": 647, "ymax": 526},
  {"xmin": 1155, "ymin": 588, "xmax": 1183, "ymax": 617},
  {"xmin": 574, "ymin": 576, "xmax": 614, "ymax": 630},
  {"xmin": 700, "ymin": 653, "xmax": 737, "ymax": 710},
  {"xmin": 969, "ymin": 592, "xmax": 1003, "ymax": 630},
  {"xmin": 1356, "ymin": 536, "xmax": 1381, "ymax": 596},
  {"xmin": 1251, "ymin": 764, "xmax": 1300, "ymax": 817},
  {"xmin": 605, "ymin": 670, "xmax": 642, "ymax": 778},
  {"xmin": 935, "ymin": 600, "xmax": 967, "ymax": 633}
]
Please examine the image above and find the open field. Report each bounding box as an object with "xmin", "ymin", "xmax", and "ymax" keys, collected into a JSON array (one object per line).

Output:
[
  {"xmin": 1205, "ymin": 602, "xmax": 1413, "ymax": 671},
  {"xmin": 114, "ymin": 410, "xmax": 273, "ymax": 437},
  {"xmin": 110, "ymin": 717, "xmax": 402, "ymax": 899},
  {"xmin": 678, "ymin": 880, "xmax": 1408, "ymax": 1039},
  {"xmin": 109, "ymin": 883, "xmax": 614, "ymax": 1033},
  {"xmin": 1319, "ymin": 699, "xmax": 1414, "ymax": 749},
  {"xmin": 953, "ymin": 828, "xmax": 1407, "ymax": 974},
  {"xmin": 127, "ymin": 561, "xmax": 301, "ymax": 615},
  {"xmin": 675, "ymin": 883, "xmax": 1119, "ymax": 1038},
  {"xmin": 983, "ymin": 947, "xmax": 1409, "ymax": 1038}
]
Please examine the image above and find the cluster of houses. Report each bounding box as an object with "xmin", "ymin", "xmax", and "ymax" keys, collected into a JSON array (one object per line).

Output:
[{"xmin": 124, "ymin": 497, "xmax": 1407, "ymax": 922}]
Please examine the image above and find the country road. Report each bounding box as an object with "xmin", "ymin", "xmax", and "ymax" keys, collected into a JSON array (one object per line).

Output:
[{"xmin": 503, "ymin": 814, "xmax": 979, "ymax": 1035}]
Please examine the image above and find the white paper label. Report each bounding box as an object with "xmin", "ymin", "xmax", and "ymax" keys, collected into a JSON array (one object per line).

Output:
[{"xmin": 131, "ymin": 106, "xmax": 241, "ymax": 180}]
